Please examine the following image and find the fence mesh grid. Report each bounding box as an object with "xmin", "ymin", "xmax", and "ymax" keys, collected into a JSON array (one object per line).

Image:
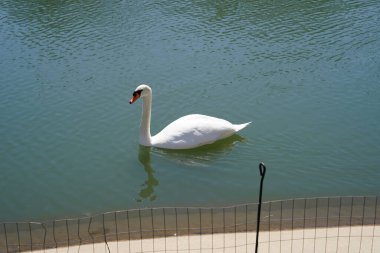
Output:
[{"xmin": 1, "ymin": 196, "xmax": 379, "ymax": 253}]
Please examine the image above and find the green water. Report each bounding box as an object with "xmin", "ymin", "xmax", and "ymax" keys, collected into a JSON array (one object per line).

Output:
[{"xmin": 1, "ymin": 0, "xmax": 379, "ymax": 222}]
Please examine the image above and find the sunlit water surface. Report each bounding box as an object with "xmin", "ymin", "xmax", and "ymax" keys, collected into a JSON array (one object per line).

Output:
[{"xmin": 1, "ymin": 0, "xmax": 380, "ymax": 221}]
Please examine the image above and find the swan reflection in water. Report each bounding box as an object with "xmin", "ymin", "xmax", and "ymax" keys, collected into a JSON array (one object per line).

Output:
[
  {"xmin": 136, "ymin": 145, "xmax": 159, "ymax": 202},
  {"xmin": 136, "ymin": 134, "xmax": 246, "ymax": 202}
]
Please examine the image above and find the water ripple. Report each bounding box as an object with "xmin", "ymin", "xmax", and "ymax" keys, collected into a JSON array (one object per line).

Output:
[{"xmin": 1, "ymin": 0, "xmax": 380, "ymax": 221}]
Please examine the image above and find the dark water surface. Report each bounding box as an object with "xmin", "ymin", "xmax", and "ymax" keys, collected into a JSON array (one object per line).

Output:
[{"xmin": 1, "ymin": 0, "xmax": 379, "ymax": 221}]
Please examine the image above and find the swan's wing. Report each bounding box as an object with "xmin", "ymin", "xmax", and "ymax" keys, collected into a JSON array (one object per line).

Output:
[{"xmin": 152, "ymin": 114, "xmax": 237, "ymax": 149}]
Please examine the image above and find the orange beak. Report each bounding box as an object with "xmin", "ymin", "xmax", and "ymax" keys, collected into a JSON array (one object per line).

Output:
[{"xmin": 129, "ymin": 93, "xmax": 140, "ymax": 104}]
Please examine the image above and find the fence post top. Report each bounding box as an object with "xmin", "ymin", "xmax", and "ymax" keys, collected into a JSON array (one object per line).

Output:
[{"xmin": 259, "ymin": 162, "xmax": 266, "ymax": 177}]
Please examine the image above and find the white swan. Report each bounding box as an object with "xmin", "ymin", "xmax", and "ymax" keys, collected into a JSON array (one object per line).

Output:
[{"xmin": 129, "ymin": 84, "xmax": 251, "ymax": 149}]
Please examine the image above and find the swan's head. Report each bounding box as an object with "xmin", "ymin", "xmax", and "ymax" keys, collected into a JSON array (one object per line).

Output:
[{"xmin": 129, "ymin": 84, "xmax": 152, "ymax": 104}]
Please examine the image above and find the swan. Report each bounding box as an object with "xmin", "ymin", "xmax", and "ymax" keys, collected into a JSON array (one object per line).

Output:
[{"xmin": 129, "ymin": 84, "xmax": 251, "ymax": 149}]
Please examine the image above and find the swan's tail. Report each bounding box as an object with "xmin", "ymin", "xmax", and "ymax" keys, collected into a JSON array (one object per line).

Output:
[{"xmin": 234, "ymin": 122, "xmax": 251, "ymax": 132}]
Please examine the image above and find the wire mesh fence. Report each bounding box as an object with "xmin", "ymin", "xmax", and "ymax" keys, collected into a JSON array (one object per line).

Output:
[{"xmin": 1, "ymin": 196, "xmax": 379, "ymax": 253}]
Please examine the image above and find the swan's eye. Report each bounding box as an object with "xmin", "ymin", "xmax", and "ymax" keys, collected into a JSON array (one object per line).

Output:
[{"xmin": 133, "ymin": 89, "xmax": 143, "ymax": 96}]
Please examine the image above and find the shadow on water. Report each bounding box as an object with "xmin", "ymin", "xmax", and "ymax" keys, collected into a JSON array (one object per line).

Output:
[{"xmin": 136, "ymin": 134, "xmax": 247, "ymax": 202}]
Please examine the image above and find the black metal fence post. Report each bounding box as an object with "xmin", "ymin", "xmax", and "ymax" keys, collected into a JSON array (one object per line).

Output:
[{"xmin": 255, "ymin": 162, "xmax": 267, "ymax": 253}]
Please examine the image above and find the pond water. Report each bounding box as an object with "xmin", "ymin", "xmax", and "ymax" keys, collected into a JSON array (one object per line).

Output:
[{"xmin": 1, "ymin": 0, "xmax": 380, "ymax": 222}]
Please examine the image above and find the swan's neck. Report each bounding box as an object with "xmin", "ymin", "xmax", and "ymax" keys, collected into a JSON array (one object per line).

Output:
[{"xmin": 140, "ymin": 95, "xmax": 152, "ymax": 146}]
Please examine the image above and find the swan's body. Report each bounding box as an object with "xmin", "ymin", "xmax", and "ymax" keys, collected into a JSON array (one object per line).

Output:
[{"xmin": 130, "ymin": 84, "xmax": 251, "ymax": 149}]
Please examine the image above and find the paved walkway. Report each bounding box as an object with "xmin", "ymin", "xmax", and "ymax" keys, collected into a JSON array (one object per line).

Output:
[{"xmin": 26, "ymin": 225, "xmax": 379, "ymax": 253}]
